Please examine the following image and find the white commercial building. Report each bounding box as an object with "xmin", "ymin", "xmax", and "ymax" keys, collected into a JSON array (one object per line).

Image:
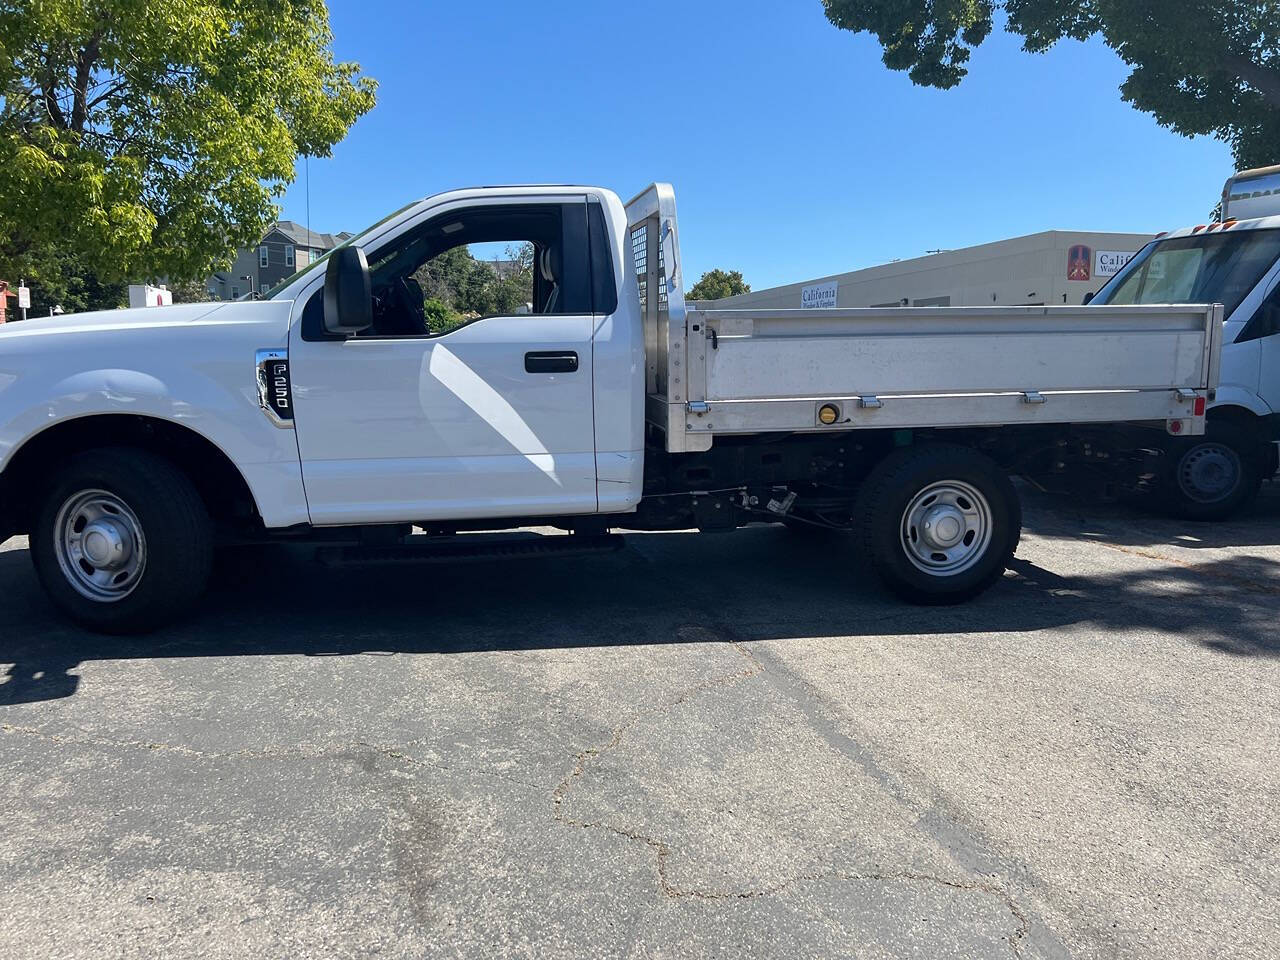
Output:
[{"xmin": 704, "ymin": 230, "xmax": 1155, "ymax": 310}]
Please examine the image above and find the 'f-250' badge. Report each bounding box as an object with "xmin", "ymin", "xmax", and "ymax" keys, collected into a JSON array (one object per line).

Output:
[{"xmin": 255, "ymin": 349, "xmax": 294, "ymax": 427}]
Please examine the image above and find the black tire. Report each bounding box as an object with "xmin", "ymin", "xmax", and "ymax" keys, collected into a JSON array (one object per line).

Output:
[
  {"xmin": 1155, "ymin": 422, "xmax": 1265, "ymax": 521},
  {"xmin": 30, "ymin": 447, "xmax": 213, "ymax": 634},
  {"xmin": 855, "ymin": 443, "xmax": 1020, "ymax": 605}
]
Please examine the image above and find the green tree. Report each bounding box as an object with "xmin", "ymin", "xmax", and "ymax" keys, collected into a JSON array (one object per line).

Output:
[
  {"xmin": 821, "ymin": 0, "xmax": 1280, "ymax": 168},
  {"xmin": 14, "ymin": 248, "xmax": 127, "ymax": 316},
  {"xmin": 688, "ymin": 268, "xmax": 751, "ymax": 301},
  {"xmin": 168, "ymin": 278, "xmax": 214, "ymax": 304},
  {"xmin": 0, "ymin": 0, "xmax": 376, "ymax": 294},
  {"xmin": 422, "ymin": 297, "xmax": 463, "ymax": 333},
  {"xmin": 414, "ymin": 242, "xmax": 535, "ymax": 318}
]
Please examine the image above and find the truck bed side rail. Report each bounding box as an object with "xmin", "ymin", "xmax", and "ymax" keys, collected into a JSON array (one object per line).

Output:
[{"xmin": 676, "ymin": 303, "xmax": 1221, "ymax": 442}]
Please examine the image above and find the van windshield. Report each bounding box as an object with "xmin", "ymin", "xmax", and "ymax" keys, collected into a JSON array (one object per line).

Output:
[{"xmin": 1092, "ymin": 228, "xmax": 1280, "ymax": 319}]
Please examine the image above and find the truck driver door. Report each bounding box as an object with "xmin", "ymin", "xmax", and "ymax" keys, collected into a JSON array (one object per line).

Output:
[{"xmin": 288, "ymin": 197, "xmax": 600, "ymax": 526}]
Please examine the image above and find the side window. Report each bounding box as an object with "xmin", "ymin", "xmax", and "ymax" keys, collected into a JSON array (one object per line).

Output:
[
  {"xmin": 588, "ymin": 200, "xmax": 618, "ymax": 315},
  {"xmin": 1237, "ymin": 281, "xmax": 1280, "ymax": 343},
  {"xmin": 356, "ymin": 201, "xmax": 593, "ymax": 338}
]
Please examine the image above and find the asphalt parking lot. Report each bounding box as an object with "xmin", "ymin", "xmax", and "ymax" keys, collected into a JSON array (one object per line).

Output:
[{"xmin": 1, "ymin": 486, "xmax": 1277, "ymax": 960}]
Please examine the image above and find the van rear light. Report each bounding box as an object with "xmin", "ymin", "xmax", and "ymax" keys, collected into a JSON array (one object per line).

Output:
[{"xmin": 1194, "ymin": 396, "xmax": 1206, "ymax": 416}]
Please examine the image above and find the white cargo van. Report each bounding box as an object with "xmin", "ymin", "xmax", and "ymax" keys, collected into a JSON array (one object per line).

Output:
[{"xmin": 1087, "ymin": 168, "xmax": 1280, "ymax": 518}]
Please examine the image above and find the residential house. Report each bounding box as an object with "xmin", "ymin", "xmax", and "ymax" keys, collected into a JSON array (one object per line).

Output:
[{"xmin": 207, "ymin": 221, "xmax": 353, "ymax": 300}]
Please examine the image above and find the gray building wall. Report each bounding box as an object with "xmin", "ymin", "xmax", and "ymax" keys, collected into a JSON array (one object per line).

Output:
[{"xmin": 702, "ymin": 230, "xmax": 1156, "ymax": 311}]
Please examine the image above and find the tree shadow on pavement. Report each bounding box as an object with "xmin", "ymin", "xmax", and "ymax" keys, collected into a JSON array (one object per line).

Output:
[{"xmin": 1, "ymin": 519, "xmax": 1277, "ymax": 707}]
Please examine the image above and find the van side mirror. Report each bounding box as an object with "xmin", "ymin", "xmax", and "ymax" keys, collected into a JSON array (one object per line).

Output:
[
  {"xmin": 1082, "ymin": 291, "xmax": 1096, "ymax": 305},
  {"xmin": 323, "ymin": 246, "xmax": 372, "ymax": 335}
]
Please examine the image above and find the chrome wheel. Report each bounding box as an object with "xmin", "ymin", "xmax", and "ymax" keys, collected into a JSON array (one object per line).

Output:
[
  {"xmin": 54, "ymin": 489, "xmax": 147, "ymax": 602},
  {"xmin": 1177, "ymin": 442, "xmax": 1241, "ymax": 504},
  {"xmin": 901, "ymin": 480, "xmax": 992, "ymax": 576}
]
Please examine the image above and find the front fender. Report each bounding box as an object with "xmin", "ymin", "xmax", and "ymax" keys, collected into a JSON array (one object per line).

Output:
[
  {"xmin": 0, "ymin": 303, "xmax": 309, "ymax": 528},
  {"xmin": 1210, "ymin": 386, "xmax": 1273, "ymax": 419}
]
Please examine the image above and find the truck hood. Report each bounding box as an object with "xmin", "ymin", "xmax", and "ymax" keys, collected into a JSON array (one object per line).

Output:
[{"xmin": 0, "ymin": 301, "xmax": 233, "ymax": 338}]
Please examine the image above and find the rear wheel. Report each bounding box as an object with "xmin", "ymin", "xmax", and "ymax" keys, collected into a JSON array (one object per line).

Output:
[
  {"xmin": 856, "ymin": 444, "xmax": 1020, "ymax": 605},
  {"xmin": 1157, "ymin": 422, "xmax": 1264, "ymax": 521},
  {"xmin": 31, "ymin": 448, "xmax": 213, "ymax": 633}
]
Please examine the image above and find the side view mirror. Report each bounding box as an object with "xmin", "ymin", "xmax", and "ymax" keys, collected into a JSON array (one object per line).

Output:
[
  {"xmin": 323, "ymin": 246, "xmax": 372, "ymax": 335},
  {"xmin": 1082, "ymin": 291, "xmax": 1096, "ymax": 305}
]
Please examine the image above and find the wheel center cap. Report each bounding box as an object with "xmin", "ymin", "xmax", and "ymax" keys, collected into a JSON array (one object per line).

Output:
[
  {"xmin": 921, "ymin": 506, "xmax": 964, "ymax": 548},
  {"xmin": 1189, "ymin": 451, "xmax": 1234, "ymax": 493},
  {"xmin": 82, "ymin": 519, "xmax": 131, "ymax": 569}
]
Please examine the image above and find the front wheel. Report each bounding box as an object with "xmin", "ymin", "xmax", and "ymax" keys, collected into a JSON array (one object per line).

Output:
[
  {"xmin": 31, "ymin": 448, "xmax": 214, "ymax": 633},
  {"xmin": 856, "ymin": 444, "xmax": 1020, "ymax": 605}
]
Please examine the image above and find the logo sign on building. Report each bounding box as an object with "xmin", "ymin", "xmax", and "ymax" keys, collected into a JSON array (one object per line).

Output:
[
  {"xmin": 1094, "ymin": 250, "xmax": 1136, "ymax": 278},
  {"xmin": 801, "ymin": 280, "xmax": 838, "ymax": 309},
  {"xmin": 1066, "ymin": 245, "xmax": 1091, "ymax": 282}
]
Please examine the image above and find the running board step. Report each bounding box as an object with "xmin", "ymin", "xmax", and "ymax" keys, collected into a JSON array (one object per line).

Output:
[{"xmin": 315, "ymin": 533, "xmax": 624, "ymax": 568}]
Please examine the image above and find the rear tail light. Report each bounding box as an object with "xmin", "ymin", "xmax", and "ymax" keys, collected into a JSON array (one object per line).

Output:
[{"xmin": 1193, "ymin": 396, "xmax": 1206, "ymax": 416}]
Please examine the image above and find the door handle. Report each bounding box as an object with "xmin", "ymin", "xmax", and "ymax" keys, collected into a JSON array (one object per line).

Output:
[{"xmin": 525, "ymin": 351, "xmax": 579, "ymax": 373}]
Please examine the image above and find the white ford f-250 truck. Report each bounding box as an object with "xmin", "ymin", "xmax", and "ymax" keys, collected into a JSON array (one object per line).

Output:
[{"xmin": 0, "ymin": 183, "xmax": 1219, "ymax": 632}]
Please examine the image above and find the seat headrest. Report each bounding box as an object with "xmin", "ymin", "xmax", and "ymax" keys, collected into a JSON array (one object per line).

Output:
[{"xmin": 539, "ymin": 247, "xmax": 560, "ymax": 284}]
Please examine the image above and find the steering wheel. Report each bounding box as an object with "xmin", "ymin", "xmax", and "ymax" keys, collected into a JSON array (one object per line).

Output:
[{"xmin": 372, "ymin": 276, "xmax": 427, "ymax": 335}]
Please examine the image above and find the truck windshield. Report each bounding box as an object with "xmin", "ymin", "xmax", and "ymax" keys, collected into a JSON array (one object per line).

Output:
[
  {"xmin": 1092, "ymin": 228, "xmax": 1280, "ymax": 319},
  {"xmin": 262, "ymin": 200, "xmax": 420, "ymax": 299}
]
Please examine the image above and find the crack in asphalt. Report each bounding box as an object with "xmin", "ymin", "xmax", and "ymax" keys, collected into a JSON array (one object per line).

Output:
[
  {"xmin": 366, "ymin": 744, "xmax": 546, "ymax": 791},
  {"xmin": 546, "ymin": 628, "xmax": 1038, "ymax": 956},
  {"xmin": 1, "ymin": 722, "xmax": 211, "ymax": 756},
  {"xmin": 0, "ymin": 724, "xmax": 545, "ymax": 791},
  {"xmin": 550, "ymin": 627, "xmax": 764, "ymax": 891}
]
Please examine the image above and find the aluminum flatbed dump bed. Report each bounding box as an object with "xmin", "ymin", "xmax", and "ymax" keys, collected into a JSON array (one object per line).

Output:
[
  {"xmin": 658, "ymin": 304, "xmax": 1221, "ymax": 448},
  {"xmin": 626, "ymin": 185, "xmax": 1221, "ymax": 453}
]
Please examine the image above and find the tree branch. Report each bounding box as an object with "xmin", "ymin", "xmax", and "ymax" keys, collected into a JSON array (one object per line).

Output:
[
  {"xmin": 70, "ymin": 32, "xmax": 104, "ymax": 132},
  {"xmin": 40, "ymin": 49, "xmax": 67, "ymax": 128},
  {"xmin": 1222, "ymin": 54, "xmax": 1280, "ymax": 110}
]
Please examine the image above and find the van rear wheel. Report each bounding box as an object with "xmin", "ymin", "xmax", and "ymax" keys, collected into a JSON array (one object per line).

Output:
[
  {"xmin": 31, "ymin": 448, "xmax": 213, "ymax": 634},
  {"xmin": 856, "ymin": 444, "xmax": 1020, "ymax": 605}
]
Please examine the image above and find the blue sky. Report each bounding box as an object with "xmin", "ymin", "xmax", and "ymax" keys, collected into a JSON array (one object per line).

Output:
[{"xmin": 279, "ymin": 0, "xmax": 1234, "ymax": 289}]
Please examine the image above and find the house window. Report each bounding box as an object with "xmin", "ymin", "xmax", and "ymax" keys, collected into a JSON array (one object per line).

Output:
[
  {"xmin": 231, "ymin": 285, "xmax": 240, "ymax": 299},
  {"xmin": 260, "ymin": 282, "xmax": 270, "ymax": 295},
  {"xmin": 285, "ymin": 245, "xmax": 295, "ymax": 268},
  {"xmin": 259, "ymin": 245, "xmax": 269, "ymax": 268}
]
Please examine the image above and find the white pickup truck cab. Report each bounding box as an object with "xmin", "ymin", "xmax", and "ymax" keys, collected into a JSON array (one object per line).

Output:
[
  {"xmin": 1088, "ymin": 175, "xmax": 1280, "ymax": 518},
  {"xmin": 0, "ymin": 184, "xmax": 1218, "ymax": 632}
]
